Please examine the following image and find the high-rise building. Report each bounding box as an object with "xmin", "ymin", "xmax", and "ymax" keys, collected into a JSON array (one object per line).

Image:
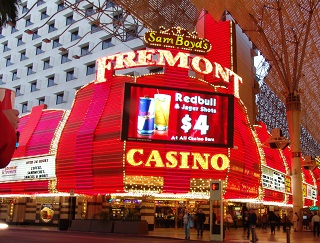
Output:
[{"xmin": 0, "ymin": 0, "xmax": 147, "ymax": 113}]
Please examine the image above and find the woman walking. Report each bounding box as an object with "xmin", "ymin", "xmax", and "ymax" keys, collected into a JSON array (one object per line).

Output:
[{"xmin": 183, "ymin": 209, "xmax": 194, "ymax": 240}]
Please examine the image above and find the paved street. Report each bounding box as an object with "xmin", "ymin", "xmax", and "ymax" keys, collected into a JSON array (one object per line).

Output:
[{"xmin": 0, "ymin": 225, "xmax": 318, "ymax": 243}]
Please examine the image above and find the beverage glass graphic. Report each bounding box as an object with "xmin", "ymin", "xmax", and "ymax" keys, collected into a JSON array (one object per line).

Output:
[
  {"xmin": 154, "ymin": 94, "xmax": 171, "ymax": 131},
  {"xmin": 0, "ymin": 88, "xmax": 15, "ymax": 110}
]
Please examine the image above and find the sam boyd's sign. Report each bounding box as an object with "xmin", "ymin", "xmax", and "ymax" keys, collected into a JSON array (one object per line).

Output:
[{"xmin": 0, "ymin": 155, "xmax": 56, "ymax": 182}]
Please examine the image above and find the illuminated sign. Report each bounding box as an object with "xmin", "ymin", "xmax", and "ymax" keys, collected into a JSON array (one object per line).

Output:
[
  {"xmin": 126, "ymin": 149, "xmax": 230, "ymax": 171},
  {"xmin": 121, "ymin": 83, "xmax": 234, "ymax": 147},
  {"xmin": 0, "ymin": 155, "xmax": 56, "ymax": 182},
  {"xmin": 144, "ymin": 26, "xmax": 212, "ymax": 54},
  {"xmin": 306, "ymin": 184, "xmax": 317, "ymax": 200},
  {"xmin": 211, "ymin": 182, "xmax": 220, "ymax": 190},
  {"xmin": 261, "ymin": 166, "xmax": 285, "ymax": 192},
  {"xmin": 96, "ymin": 49, "xmax": 242, "ymax": 91},
  {"xmin": 309, "ymin": 206, "xmax": 319, "ymax": 211}
]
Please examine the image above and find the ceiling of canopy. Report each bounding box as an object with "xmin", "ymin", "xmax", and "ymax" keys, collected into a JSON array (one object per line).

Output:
[{"xmin": 113, "ymin": 0, "xmax": 319, "ymax": 144}]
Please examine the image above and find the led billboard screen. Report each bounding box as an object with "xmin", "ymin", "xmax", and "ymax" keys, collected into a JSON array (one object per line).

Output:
[{"xmin": 122, "ymin": 83, "xmax": 234, "ymax": 147}]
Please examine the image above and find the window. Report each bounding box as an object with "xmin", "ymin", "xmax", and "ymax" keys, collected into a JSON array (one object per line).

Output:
[
  {"xmin": 61, "ymin": 53, "xmax": 70, "ymax": 64},
  {"xmin": 27, "ymin": 65, "xmax": 34, "ymax": 76},
  {"xmin": 32, "ymin": 31, "xmax": 40, "ymax": 40},
  {"xmin": 40, "ymin": 10, "xmax": 49, "ymax": 20},
  {"xmin": 17, "ymin": 37, "xmax": 24, "ymax": 46},
  {"xmin": 43, "ymin": 59, "xmax": 51, "ymax": 69},
  {"xmin": 20, "ymin": 51, "xmax": 27, "ymax": 61},
  {"xmin": 0, "ymin": 75, "xmax": 3, "ymax": 84},
  {"xmin": 38, "ymin": 97, "xmax": 45, "ymax": 105},
  {"xmin": 52, "ymin": 38, "xmax": 61, "ymax": 48},
  {"xmin": 86, "ymin": 64, "xmax": 95, "ymax": 75},
  {"xmin": 15, "ymin": 86, "xmax": 21, "ymax": 96},
  {"xmin": 106, "ymin": 1, "xmax": 114, "ymax": 8},
  {"xmin": 25, "ymin": 18, "xmax": 33, "ymax": 27},
  {"xmin": 57, "ymin": 3, "xmax": 65, "ymax": 11},
  {"xmin": 71, "ymin": 30, "xmax": 80, "ymax": 41},
  {"xmin": 22, "ymin": 5, "xmax": 29, "ymax": 14},
  {"xmin": 85, "ymin": 7, "xmax": 95, "ymax": 16},
  {"xmin": 0, "ymin": 28, "xmax": 3, "ymax": 38},
  {"xmin": 102, "ymin": 38, "xmax": 113, "ymax": 49},
  {"xmin": 6, "ymin": 57, "xmax": 12, "ymax": 67},
  {"xmin": 48, "ymin": 23, "xmax": 56, "ymax": 33},
  {"xmin": 66, "ymin": 69, "xmax": 75, "ymax": 81},
  {"xmin": 37, "ymin": 0, "xmax": 45, "ymax": 6},
  {"xmin": 56, "ymin": 93, "xmax": 64, "ymax": 104},
  {"xmin": 30, "ymin": 82, "xmax": 37, "ymax": 92},
  {"xmin": 3, "ymin": 42, "xmax": 9, "ymax": 52},
  {"xmin": 11, "ymin": 26, "xmax": 18, "ymax": 34},
  {"xmin": 66, "ymin": 15, "xmax": 74, "ymax": 25},
  {"xmin": 91, "ymin": 24, "xmax": 101, "ymax": 33},
  {"xmin": 126, "ymin": 28, "xmax": 137, "ymax": 41},
  {"xmin": 22, "ymin": 102, "xmax": 28, "ymax": 113},
  {"xmin": 81, "ymin": 45, "xmax": 89, "ymax": 55},
  {"xmin": 47, "ymin": 76, "xmax": 55, "ymax": 87},
  {"xmin": 113, "ymin": 13, "xmax": 123, "ymax": 26},
  {"xmin": 150, "ymin": 67, "xmax": 164, "ymax": 74},
  {"xmin": 36, "ymin": 45, "xmax": 43, "ymax": 55},
  {"xmin": 12, "ymin": 71, "xmax": 18, "ymax": 81}
]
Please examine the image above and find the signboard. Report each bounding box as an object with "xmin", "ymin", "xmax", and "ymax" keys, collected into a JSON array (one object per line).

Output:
[
  {"xmin": 261, "ymin": 166, "xmax": 285, "ymax": 192},
  {"xmin": 307, "ymin": 184, "xmax": 317, "ymax": 200},
  {"xmin": 0, "ymin": 155, "xmax": 56, "ymax": 182},
  {"xmin": 121, "ymin": 83, "xmax": 234, "ymax": 147}
]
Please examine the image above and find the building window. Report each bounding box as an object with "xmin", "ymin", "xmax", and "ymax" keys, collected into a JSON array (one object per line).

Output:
[
  {"xmin": 56, "ymin": 93, "xmax": 64, "ymax": 104},
  {"xmin": 66, "ymin": 69, "xmax": 75, "ymax": 81},
  {"xmin": 37, "ymin": 0, "xmax": 45, "ymax": 6},
  {"xmin": 71, "ymin": 30, "xmax": 80, "ymax": 41},
  {"xmin": 126, "ymin": 28, "xmax": 137, "ymax": 41},
  {"xmin": 22, "ymin": 5, "xmax": 29, "ymax": 14},
  {"xmin": 0, "ymin": 75, "xmax": 3, "ymax": 85},
  {"xmin": 85, "ymin": 7, "xmax": 95, "ymax": 16},
  {"xmin": 113, "ymin": 13, "xmax": 123, "ymax": 27},
  {"xmin": 15, "ymin": 86, "xmax": 21, "ymax": 96},
  {"xmin": 6, "ymin": 57, "xmax": 12, "ymax": 67},
  {"xmin": 61, "ymin": 53, "xmax": 70, "ymax": 64},
  {"xmin": 22, "ymin": 102, "xmax": 28, "ymax": 113},
  {"xmin": 102, "ymin": 38, "xmax": 113, "ymax": 49},
  {"xmin": 150, "ymin": 67, "xmax": 164, "ymax": 74},
  {"xmin": 38, "ymin": 97, "xmax": 45, "ymax": 105},
  {"xmin": 43, "ymin": 59, "xmax": 51, "ymax": 69},
  {"xmin": 12, "ymin": 71, "xmax": 18, "ymax": 81},
  {"xmin": 40, "ymin": 10, "xmax": 49, "ymax": 20},
  {"xmin": 47, "ymin": 76, "xmax": 55, "ymax": 87},
  {"xmin": 52, "ymin": 38, "xmax": 61, "ymax": 48},
  {"xmin": 66, "ymin": 15, "xmax": 74, "ymax": 25},
  {"xmin": 27, "ymin": 65, "xmax": 34, "ymax": 76},
  {"xmin": 36, "ymin": 45, "xmax": 43, "ymax": 55},
  {"xmin": 91, "ymin": 24, "xmax": 101, "ymax": 33},
  {"xmin": 86, "ymin": 64, "xmax": 95, "ymax": 76},
  {"xmin": 20, "ymin": 51, "xmax": 27, "ymax": 61},
  {"xmin": 3, "ymin": 42, "xmax": 9, "ymax": 52},
  {"xmin": 30, "ymin": 82, "xmax": 37, "ymax": 92},
  {"xmin": 32, "ymin": 30, "xmax": 40, "ymax": 40},
  {"xmin": 48, "ymin": 23, "xmax": 56, "ymax": 33},
  {"xmin": 57, "ymin": 3, "xmax": 65, "ymax": 11},
  {"xmin": 81, "ymin": 45, "xmax": 89, "ymax": 55},
  {"xmin": 17, "ymin": 37, "xmax": 24, "ymax": 46},
  {"xmin": 25, "ymin": 18, "xmax": 33, "ymax": 27},
  {"xmin": 11, "ymin": 26, "xmax": 18, "ymax": 34}
]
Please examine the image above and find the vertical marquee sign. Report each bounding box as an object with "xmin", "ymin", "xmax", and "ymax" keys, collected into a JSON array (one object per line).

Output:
[{"xmin": 121, "ymin": 83, "xmax": 234, "ymax": 147}]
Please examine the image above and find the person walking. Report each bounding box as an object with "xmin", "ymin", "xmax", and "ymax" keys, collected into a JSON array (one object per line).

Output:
[
  {"xmin": 248, "ymin": 208, "xmax": 259, "ymax": 241},
  {"xmin": 183, "ymin": 209, "xmax": 194, "ymax": 240},
  {"xmin": 196, "ymin": 209, "xmax": 206, "ymax": 237},
  {"xmin": 268, "ymin": 211, "xmax": 278, "ymax": 234},
  {"xmin": 225, "ymin": 211, "xmax": 233, "ymax": 231},
  {"xmin": 233, "ymin": 211, "xmax": 238, "ymax": 229},
  {"xmin": 311, "ymin": 212, "xmax": 320, "ymax": 237},
  {"xmin": 261, "ymin": 212, "xmax": 268, "ymax": 230},
  {"xmin": 243, "ymin": 210, "xmax": 250, "ymax": 237},
  {"xmin": 292, "ymin": 212, "xmax": 299, "ymax": 232}
]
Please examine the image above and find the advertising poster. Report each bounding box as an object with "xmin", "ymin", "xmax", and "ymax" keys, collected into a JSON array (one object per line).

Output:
[{"xmin": 122, "ymin": 83, "xmax": 234, "ymax": 147}]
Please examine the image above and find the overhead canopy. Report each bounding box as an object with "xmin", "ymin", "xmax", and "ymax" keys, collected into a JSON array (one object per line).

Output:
[{"xmin": 113, "ymin": 0, "xmax": 320, "ymax": 146}]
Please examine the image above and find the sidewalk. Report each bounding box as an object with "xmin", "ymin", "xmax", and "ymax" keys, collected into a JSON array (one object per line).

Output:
[{"xmin": 5, "ymin": 224, "xmax": 319, "ymax": 243}]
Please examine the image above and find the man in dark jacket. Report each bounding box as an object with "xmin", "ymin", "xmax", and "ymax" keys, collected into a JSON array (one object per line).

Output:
[
  {"xmin": 248, "ymin": 208, "xmax": 259, "ymax": 241},
  {"xmin": 196, "ymin": 209, "xmax": 206, "ymax": 236}
]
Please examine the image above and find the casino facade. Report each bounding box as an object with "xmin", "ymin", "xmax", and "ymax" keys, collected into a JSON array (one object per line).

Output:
[{"xmin": 0, "ymin": 12, "xmax": 319, "ymax": 229}]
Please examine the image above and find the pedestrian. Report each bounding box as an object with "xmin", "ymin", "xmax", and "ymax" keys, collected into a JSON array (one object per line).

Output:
[
  {"xmin": 243, "ymin": 210, "xmax": 250, "ymax": 237},
  {"xmin": 212, "ymin": 211, "xmax": 217, "ymax": 225},
  {"xmin": 268, "ymin": 211, "xmax": 278, "ymax": 234},
  {"xmin": 183, "ymin": 209, "xmax": 193, "ymax": 240},
  {"xmin": 248, "ymin": 208, "xmax": 259, "ymax": 241},
  {"xmin": 311, "ymin": 212, "xmax": 320, "ymax": 237},
  {"xmin": 225, "ymin": 211, "xmax": 233, "ymax": 230},
  {"xmin": 261, "ymin": 212, "xmax": 268, "ymax": 230},
  {"xmin": 292, "ymin": 212, "xmax": 299, "ymax": 232},
  {"xmin": 233, "ymin": 211, "xmax": 238, "ymax": 229},
  {"xmin": 196, "ymin": 209, "xmax": 206, "ymax": 236}
]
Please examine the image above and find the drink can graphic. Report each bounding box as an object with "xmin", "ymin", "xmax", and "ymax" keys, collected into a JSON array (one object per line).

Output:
[{"xmin": 137, "ymin": 97, "xmax": 155, "ymax": 135}]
